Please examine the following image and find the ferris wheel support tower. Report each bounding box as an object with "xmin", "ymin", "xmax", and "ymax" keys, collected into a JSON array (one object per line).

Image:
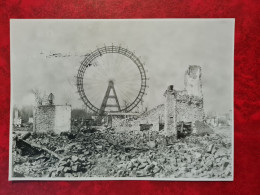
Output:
[{"xmin": 97, "ymin": 80, "xmax": 121, "ymax": 122}]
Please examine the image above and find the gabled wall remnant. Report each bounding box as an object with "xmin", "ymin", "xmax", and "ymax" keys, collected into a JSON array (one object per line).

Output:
[{"xmin": 164, "ymin": 65, "xmax": 205, "ymax": 137}]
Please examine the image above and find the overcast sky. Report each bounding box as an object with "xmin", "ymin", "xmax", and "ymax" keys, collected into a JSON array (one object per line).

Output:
[{"xmin": 11, "ymin": 19, "xmax": 234, "ymax": 114}]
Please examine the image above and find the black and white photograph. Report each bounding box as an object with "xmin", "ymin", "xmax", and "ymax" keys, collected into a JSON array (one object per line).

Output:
[{"xmin": 9, "ymin": 19, "xmax": 234, "ymax": 181}]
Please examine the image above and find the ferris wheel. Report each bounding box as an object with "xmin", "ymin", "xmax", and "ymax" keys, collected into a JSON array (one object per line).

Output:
[{"xmin": 76, "ymin": 45, "xmax": 147, "ymax": 116}]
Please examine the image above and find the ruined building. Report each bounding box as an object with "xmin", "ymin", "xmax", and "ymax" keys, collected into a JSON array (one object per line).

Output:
[
  {"xmin": 164, "ymin": 65, "xmax": 205, "ymax": 136},
  {"xmin": 33, "ymin": 93, "xmax": 71, "ymax": 134},
  {"xmin": 13, "ymin": 110, "xmax": 22, "ymax": 127}
]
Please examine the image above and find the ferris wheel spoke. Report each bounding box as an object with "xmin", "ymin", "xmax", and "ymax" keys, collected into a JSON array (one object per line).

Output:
[
  {"xmin": 117, "ymin": 88, "xmax": 134, "ymax": 108},
  {"xmin": 125, "ymin": 90, "xmax": 141, "ymax": 97},
  {"xmin": 128, "ymin": 90, "xmax": 141, "ymax": 99},
  {"xmin": 92, "ymin": 58, "xmax": 111, "ymax": 78},
  {"xmin": 115, "ymin": 77, "xmax": 141, "ymax": 85},
  {"xmin": 116, "ymin": 72, "xmax": 142, "ymax": 81},
  {"xmin": 116, "ymin": 62, "xmax": 136, "ymax": 77},
  {"xmin": 83, "ymin": 77, "xmax": 107, "ymax": 83},
  {"xmin": 83, "ymin": 81, "xmax": 106, "ymax": 88},
  {"xmin": 116, "ymin": 85, "xmax": 132, "ymax": 101},
  {"xmin": 87, "ymin": 90, "xmax": 103, "ymax": 107},
  {"xmin": 117, "ymin": 87, "xmax": 140, "ymax": 97},
  {"xmin": 112, "ymin": 55, "xmax": 132, "ymax": 74},
  {"xmin": 94, "ymin": 57, "xmax": 111, "ymax": 78},
  {"xmin": 118, "ymin": 85, "xmax": 140, "ymax": 93},
  {"xmin": 123, "ymin": 89, "xmax": 139, "ymax": 98},
  {"xmin": 118, "ymin": 90, "xmax": 133, "ymax": 104},
  {"xmin": 120, "ymin": 87, "xmax": 137, "ymax": 101},
  {"xmin": 85, "ymin": 70, "xmax": 109, "ymax": 82},
  {"xmin": 117, "ymin": 79, "xmax": 141, "ymax": 86},
  {"xmin": 91, "ymin": 61, "xmax": 110, "ymax": 80},
  {"xmin": 117, "ymin": 82, "xmax": 141, "ymax": 90},
  {"xmin": 84, "ymin": 84, "xmax": 105, "ymax": 91},
  {"xmin": 113, "ymin": 51, "xmax": 123, "ymax": 71},
  {"xmin": 84, "ymin": 76, "xmax": 109, "ymax": 83}
]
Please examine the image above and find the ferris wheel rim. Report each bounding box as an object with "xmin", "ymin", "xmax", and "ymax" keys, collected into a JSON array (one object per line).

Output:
[{"xmin": 77, "ymin": 45, "xmax": 147, "ymax": 114}]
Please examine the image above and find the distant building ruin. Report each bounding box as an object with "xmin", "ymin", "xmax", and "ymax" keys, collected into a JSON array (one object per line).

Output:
[
  {"xmin": 33, "ymin": 93, "xmax": 71, "ymax": 134},
  {"xmin": 28, "ymin": 117, "xmax": 34, "ymax": 124},
  {"xmin": 13, "ymin": 110, "xmax": 22, "ymax": 127},
  {"xmin": 164, "ymin": 65, "xmax": 205, "ymax": 136}
]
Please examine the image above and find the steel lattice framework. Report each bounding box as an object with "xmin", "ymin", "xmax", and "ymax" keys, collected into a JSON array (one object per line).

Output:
[{"xmin": 76, "ymin": 45, "xmax": 147, "ymax": 114}]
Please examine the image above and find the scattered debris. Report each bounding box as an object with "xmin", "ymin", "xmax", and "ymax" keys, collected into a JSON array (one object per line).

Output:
[{"xmin": 12, "ymin": 126, "xmax": 232, "ymax": 178}]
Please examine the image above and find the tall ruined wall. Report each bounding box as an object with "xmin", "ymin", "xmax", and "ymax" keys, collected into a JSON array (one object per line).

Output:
[
  {"xmin": 33, "ymin": 105, "xmax": 71, "ymax": 134},
  {"xmin": 54, "ymin": 106, "xmax": 71, "ymax": 134},
  {"xmin": 164, "ymin": 85, "xmax": 177, "ymax": 136},
  {"xmin": 33, "ymin": 105, "xmax": 55, "ymax": 133},
  {"xmin": 184, "ymin": 65, "xmax": 203, "ymax": 98}
]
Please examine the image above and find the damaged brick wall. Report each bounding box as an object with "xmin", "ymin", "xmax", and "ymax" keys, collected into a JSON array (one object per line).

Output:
[{"xmin": 176, "ymin": 94, "xmax": 204, "ymax": 123}]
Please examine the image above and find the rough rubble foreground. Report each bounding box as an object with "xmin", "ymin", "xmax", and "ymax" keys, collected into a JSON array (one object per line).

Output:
[{"xmin": 12, "ymin": 129, "xmax": 232, "ymax": 178}]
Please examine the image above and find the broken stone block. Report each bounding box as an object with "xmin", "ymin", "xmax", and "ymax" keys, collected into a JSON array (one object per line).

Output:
[
  {"xmin": 50, "ymin": 171, "xmax": 56, "ymax": 177},
  {"xmin": 144, "ymin": 164, "xmax": 155, "ymax": 173},
  {"xmin": 117, "ymin": 170, "xmax": 124, "ymax": 177},
  {"xmin": 222, "ymin": 161, "xmax": 230, "ymax": 170},
  {"xmin": 126, "ymin": 162, "xmax": 134, "ymax": 170},
  {"xmin": 64, "ymin": 167, "xmax": 71, "ymax": 173},
  {"xmin": 60, "ymin": 160, "xmax": 70, "ymax": 167},
  {"xmin": 205, "ymin": 159, "xmax": 213, "ymax": 168},
  {"xmin": 147, "ymin": 141, "xmax": 156, "ymax": 148},
  {"xmin": 79, "ymin": 156, "xmax": 86, "ymax": 162},
  {"xmin": 117, "ymin": 163, "xmax": 126, "ymax": 169},
  {"xmin": 186, "ymin": 156, "xmax": 192, "ymax": 163},
  {"xmin": 152, "ymin": 161, "xmax": 158, "ymax": 166},
  {"xmin": 64, "ymin": 173, "xmax": 73, "ymax": 177},
  {"xmin": 194, "ymin": 152, "xmax": 202, "ymax": 159},
  {"xmin": 72, "ymin": 165, "xmax": 79, "ymax": 172},
  {"xmin": 96, "ymin": 145, "xmax": 103, "ymax": 150},
  {"xmin": 57, "ymin": 166, "xmax": 64, "ymax": 173},
  {"xmin": 138, "ymin": 163, "xmax": 147, "ymax": 169},
  {"xmin": 207, "ymin": 144, "xmax": 214, "ymax": 153},
  {"xmin": 224, "ymin": 169, "xmax": 231, "ymax": 177},
  {"xmin": 84, "ymin": 150, "xmax": 91, "ymax": 155},
  {"xmin": 159, "ymin": 157, "xmax": 167, "ymax": 164},
  {"xmin": 215, "ymin": 149, "xmax": 227, "ymax": 158},
  {"xmin": 71, "ymin": 155, "xmax": 79, "ymax": 162},
  {"xmin": 153, "ymin": 166, "xmax": 160, "ymax": 173},
  {"xmin": 22, "ymin": 132, "xmax": 31, "ymax": 140},
  {"xmin": 176, "ymin": 158, "xmax": 181, "ymax": 164}
]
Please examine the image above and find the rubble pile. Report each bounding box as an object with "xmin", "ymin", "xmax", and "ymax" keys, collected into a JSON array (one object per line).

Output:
[
  {"xmin": 12, "ymin": 128, "xmax": 232, "ymax": 178},
  {"xmin": 111, "ymin": 133, "xmax": 232, "ymax": 178}
]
